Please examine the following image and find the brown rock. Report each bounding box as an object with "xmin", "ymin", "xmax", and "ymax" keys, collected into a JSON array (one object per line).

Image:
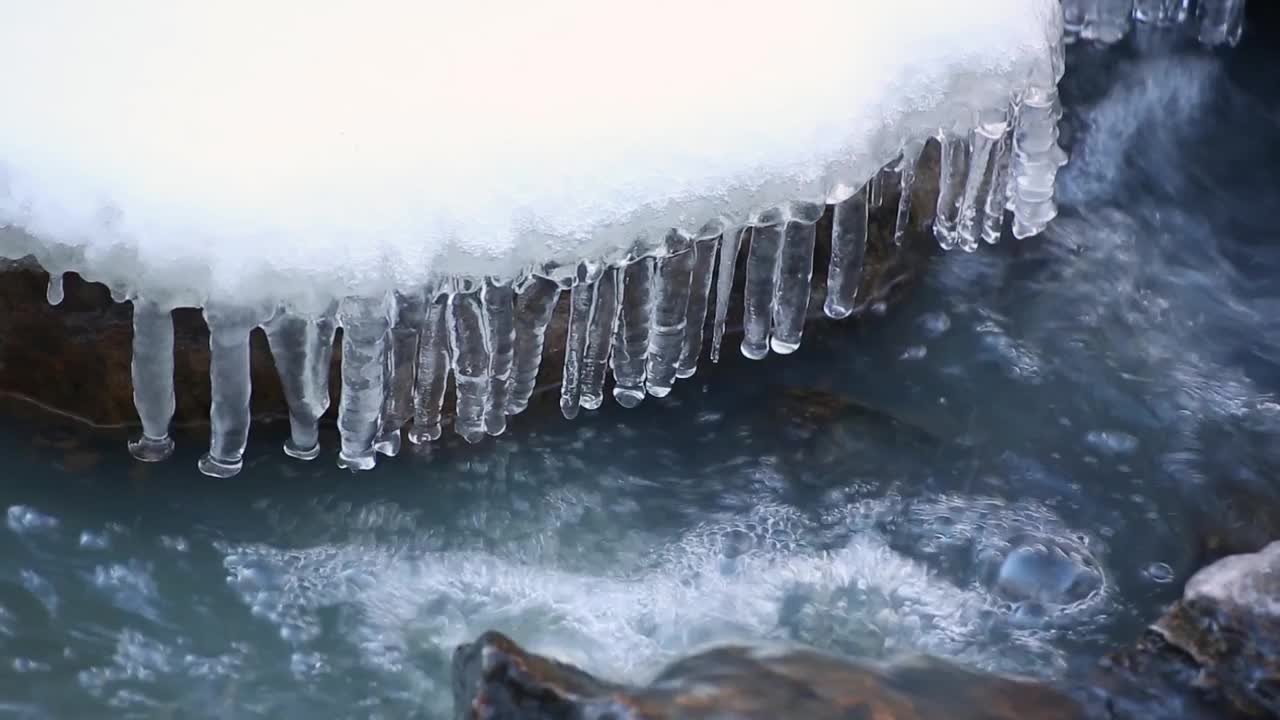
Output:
[{"xmin": 451, "ymin": 631, "xmax": 1086, "ymax": 720}]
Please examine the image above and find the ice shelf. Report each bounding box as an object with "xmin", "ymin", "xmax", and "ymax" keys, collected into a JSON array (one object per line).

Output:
[
  {"xmin": 1064, "ymin": 0, "xmax": 1248, "ymax": 46},
  {"xmin": 0, "ymin": 1, "xmax": 1070, "ymax": 474}
]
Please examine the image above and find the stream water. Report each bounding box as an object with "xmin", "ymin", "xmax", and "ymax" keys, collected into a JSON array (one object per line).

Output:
[{"xmin": 3, "ymin": 21, "xmax": 1280, "ymax": 720}]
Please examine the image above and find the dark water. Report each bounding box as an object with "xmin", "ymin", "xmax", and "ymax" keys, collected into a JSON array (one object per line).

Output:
[{"xmin": 3, "ymin": 26, "xmax": 1280, "ymax": 720}]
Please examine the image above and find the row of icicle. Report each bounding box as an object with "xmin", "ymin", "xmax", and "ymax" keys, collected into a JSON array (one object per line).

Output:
[
  {"xmin": 1063, "ymin": 0, "xmax": 1247, "ymax": 46},
  {"xmin": 108, "ymin": 85, "xmax": 1066, "ymax": 476}
]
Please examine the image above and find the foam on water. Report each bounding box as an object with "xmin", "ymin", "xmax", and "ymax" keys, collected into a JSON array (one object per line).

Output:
[{"xmin": 0, "ymin": 0, "xmax": 1061, "ymax": 306}]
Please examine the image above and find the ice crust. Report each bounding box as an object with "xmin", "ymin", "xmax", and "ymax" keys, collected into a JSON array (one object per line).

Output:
[{"xmin": 0, "ymin": 0, "xmax": 1061, "ymax": 308}]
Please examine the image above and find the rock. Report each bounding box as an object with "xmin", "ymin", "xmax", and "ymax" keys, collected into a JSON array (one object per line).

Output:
[
  {"xmin": 1086, "ymin": 541, "xmax": 1280, "ymax": 719},
  {"xmin": 451, "ymin": 631, "xmax": 1086, "ymax": 720},
  {"xmin": 0, "ymin": 154, "xmax": 940, "ymax": 433}
]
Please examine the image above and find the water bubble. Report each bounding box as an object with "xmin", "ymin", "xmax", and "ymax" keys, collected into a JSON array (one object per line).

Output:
[
  {"xmin": 900, "ymin": 345, "xmax": 928, "ymax": 361},
  {"xmin": 1143, "ymin": 561, "xmax": 1175, "ymax": 584},
  {"xmin": 992, "ymin": 538, "xmax": 1103, "ymax": 606},
  {"xmin": 917, "ymin": 312, "xmax": 952, "ymax": 337}
]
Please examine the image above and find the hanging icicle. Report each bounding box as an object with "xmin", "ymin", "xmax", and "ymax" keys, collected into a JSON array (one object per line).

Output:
[
  {"xmin": 200, "ymin": 303, "xmax": 271, "ymax": 478},
  {"xmin": 825, "ymin": 186, "xmax": 869, "ymax": 320},
  {"xmin": 645, "ymin": 231, "xmax": 695, "ymax": 396},
  {"xmin": 263, "ymin": 303, "xmax": 337, "ymax": 461},
  {"xmin": 612, "ymin": 255, "xmax": 655, "ymax": 407},
  {"xmin": 336, "ymin": 295, "xmax": 392, "ymax": 469},
  {"xmin": 770, "ymin": 202, "xmax": 822, "ymax": 354},
  {"xmin": 128, "ymin": 299, "xmax": 177, "ymax": 462},
  {"xmin": 409, "ymin": 290, "xmax": 451, "ymax": 445}
]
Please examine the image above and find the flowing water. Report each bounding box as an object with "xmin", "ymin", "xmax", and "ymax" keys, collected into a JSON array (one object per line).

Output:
[{"xmin": 3, "ymin": 25, "xmax": 1280, "ymax": 720}]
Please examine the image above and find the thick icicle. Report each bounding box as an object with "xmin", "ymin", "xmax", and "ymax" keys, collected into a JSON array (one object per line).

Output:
[
  {"xmin": 505, "ymin": 277, "xmax": 560, "ymax": 415},
  {"xmin": 1134, "ymin": 0, "xmax": 1191, "ymax": 25},
  {"xmin": 982, "ymin": 110, "xmax": 1016, "ymax": 245},
  {"xmin": 646, "ymin": 231, "xmax": 695, "ymax": 395},
  {"xmin": 741, "ymin": 210, "xmax": 785, "ymax": 360},
  {"xmin": 128, "ymin": 299, "xmax": 176, "ymax": 462},
  {"xmin": 934, "ymin": 134, "xmax": 972, "ymax": 251},
  {"xmin": 560, "ymin": 264, "xmax": 599, "ymax": 419},
  {"xmin": 482, "ymin": 279, "xmax": 516, "ymax": 435},
  {"xmin": 771, "ymin": 203, "xmax": 822, "ymax": 354},
  {"xmin": 262, "ymin": 305, "xmax": 337, "ymax": 460},
  {"xmin": 956, "ymin": 110, "xmax": 1011, "ymax": 252},
  {"xmin": 611, "ymin": 256, "xmax": 655, "ymax": 407},
  {"xmin": 710, "ymin": 226, "xmax": 744, "ymax": 363},
  {"xmin": 1082, "ymin": 0, "xmax": 1134, "ymax": 44},
  {"xmin": 1198, "ymin": 0, "xmax": 1246, "ymax": 47},
  {"xmin": 894, "ymin": 142, "xmax": 924, "ymax": 247},
  {"xmin": 200, "ymin": 304, "xmax": 269, "ymax": 478},
  {"xmin": 676, "ymin": 234, "xmax": 718, "ymax": 378},
  {"xmin": 825, "ymin": 186, "xmax": 869, "ymax": 319},
  {"xmin": 409, "ymin": 292, "xmax": 451, "ymax": 445},
  {"xmin": 1009, "ymin": 87, "xmax": 1068, "ymax": 239},
  {"xmin": 46, "ymin": 273, "xmax": 64, "ymax": 305},
  {"xmin": 374, "ymin": 293, "xmax": 423, "ymax": 457},
  {"xmin": 448, "ymin": 284, "xmax": 490, "ymax": 443},
  {"xmin": 336, "ymin": 295, "xmax": 391, "ymax": 469},
  {"xmin": 580, "ymin": 267, "xmax": 619, "ymax": 410}
]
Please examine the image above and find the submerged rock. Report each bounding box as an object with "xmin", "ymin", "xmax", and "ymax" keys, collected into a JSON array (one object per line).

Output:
[
  {"xmin": 1086, "ymin": 541, "xmax": 1280, "ymax": 719},
  {"xmin": 451, "ymin": 631, "xmax": 1086, "ymax": 720}
]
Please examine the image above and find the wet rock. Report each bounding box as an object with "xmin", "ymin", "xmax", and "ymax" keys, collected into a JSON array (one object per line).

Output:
[
  {"xmin": 1086, "ymin": 541, "xmax": 1280, "ymax": 719},
  {"xmin": 452, "ymin": 630, "xmax": 1086, "ymax": 720}
]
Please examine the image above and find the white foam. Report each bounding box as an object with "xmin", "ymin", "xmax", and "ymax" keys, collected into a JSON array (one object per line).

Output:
[{"xmin": 0, "ymin": 0, "xmax": 1061, "ymax": 307}]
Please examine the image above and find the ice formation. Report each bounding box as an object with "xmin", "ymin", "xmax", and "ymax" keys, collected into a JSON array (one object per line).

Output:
[
  {"xmin": 1062, "ymin": 0, "xmax": 1248, "ymax": 46},
  {"xmin": 0, "ymin": 1, "xmax": 1067, "ymax": 474}
]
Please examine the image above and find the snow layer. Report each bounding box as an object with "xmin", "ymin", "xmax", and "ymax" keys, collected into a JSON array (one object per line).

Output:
[{"xmin": 0, "ymin": 0, "xmax": 1062, "ymax": 308}]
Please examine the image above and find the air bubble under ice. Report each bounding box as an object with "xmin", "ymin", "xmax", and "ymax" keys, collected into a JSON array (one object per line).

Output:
[{"xmin": 0, "ymin": 1, "xmax": 1069, "ymax": 473}]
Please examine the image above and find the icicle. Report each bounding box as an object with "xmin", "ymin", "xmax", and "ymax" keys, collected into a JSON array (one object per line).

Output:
[
  {"xmin": 982, "ymin": 109, "xmax": 1017, "ymax": 245},
  {"xmin": 710, "ymin": 226, "xmax": 745, "ymax": 363},
  {"xmin": 611, "ymin": 256, "xmax": 655, "ymax": 407},
  {"xmin": 1134, "ymin": 0, "xmax": 1191, "ymax": 25},
  {"xmin": 1082, "ymin": 0, "xmax": 1134, "ymax": 44},
  {"xmin": 199, "ymin": 304, "xmax": 269, "ymax": 478},
  {"xmin": 868, "ymin": 172, "xmax": 884, "ymax": 210},
  {"xmin": 934, "ymin": 134, "xmax": 971, "ymax": 251},
  {"xmin": 374, "ymin": 292, "xmax": 423, "ymax": 457},
  {"xmin": 580, "ymin": 267, "xmax": 619, "ymax": 410},
  {"xmin": 956, "ymin": 109, "xmax": 1011, "ymax": 253},
  {"xmin": 894, "ymin": 142, "xmax": 924, "ymax": 247},
  {"xmin": 1197, "ymin": 0, "xmax": 1246, "ymax": 47},
  {"xmin": 560, "ymin": 263, "xmax": 599, "ymax": 419},
  {"xmin": 825, "ymin": 186, "xmax": 869, "ymax": 320},
  {"xmin": 46, "ymin": 272, "xmax": 64, "ymax": 305},
  {"xmin": 1009, "ymin": 87, "xmax": 1068, "ymax": 239},
  {"xmin": 1062, "ymin": 0, "xmax": 1086, "ymax": 41},
  {"xmin": 336, "ymin": 295, "xmax": 391, "ymax": 469},
  {"xmin": 448, "ymin": 283, "xmax": 490, "ymax": 442},
  {"xmin": 482, "ymin": 279, "xmax": 515, "ymax": 435},
  {"xmin": 676, "ymin": 234, "xmax": 718, "ymax": 379},
  {"xmin": 646, "ymin": 231, "xmax": 695, "ymax": 396},
  {"xmin": 505, "ymin": 277, "xmax": 560, "ymax": 415},
  {"xmin": 741, "ymin": 209, "xmax": 784, "ymax": 360},
  {"xmin": 128, "ymin": 299, "xmax": 176, "ymax": 462},
  {"xmin": 409, "ymin": 292, "xmax": 451, "ymax": 445},
  {"xmin": 262, "ymin": 305, "xmax": 337, "ymax": 461},
  {"xmin": 770, "ymin": 203, "xmax": 822, "ymax": 354}
]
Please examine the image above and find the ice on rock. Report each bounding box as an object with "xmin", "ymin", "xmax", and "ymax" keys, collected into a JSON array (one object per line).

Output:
[
  {"xmin": 1062, "ymin": 0, "xmax": 1248, "ymax": 46},
  {"xmin": 0, "ymin": 1, "xmax": 1070, "ymax": 468}
]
